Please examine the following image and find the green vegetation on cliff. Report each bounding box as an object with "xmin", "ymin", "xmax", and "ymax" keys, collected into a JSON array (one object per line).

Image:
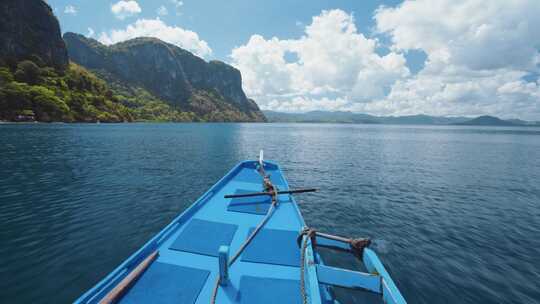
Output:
[
  {"xmin": 0, "ymin": 59, "xmax": 205, "ymax": 122},
  {"xmin": 91, "ymin": 68, "xmax": 263, "ymax": 122},
  {"xmin": 0, "ymin": 0, "xmax": 265, "ymax": 123},
  {"xmin": 63, "ymin": 33, "xmax": 266, "ymax": 122},
  {"xmin": 91, "ymin": 69, "xmax": 197, "ymax": 122},
  {"xmin": 0, "ymin": 60, "xmax": 132, "ymax": 122},
  {"xmin": 0, "ymin": 57, "xmax": 259, "ymax": 122}
]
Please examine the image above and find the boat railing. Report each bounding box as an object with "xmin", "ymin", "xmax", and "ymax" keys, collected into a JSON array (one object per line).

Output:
[
  {"xmin": 299, "ymin": 229, "xmax": 407, "ymax": 304},
  {"xmin": 75, "ymin": 162, "xmax": 250, "ymax": 304}
]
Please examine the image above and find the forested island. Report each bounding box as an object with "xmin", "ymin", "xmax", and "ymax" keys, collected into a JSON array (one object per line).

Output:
[{"xmin": 0, "ymin": 0, "xmax": 265, "ymax": 123}]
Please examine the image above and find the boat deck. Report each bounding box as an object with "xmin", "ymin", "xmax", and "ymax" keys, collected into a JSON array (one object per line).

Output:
[
  {"xmin": 76, "ymin": 161, "xmax": 406, "ymax": 304},
  {"xmin": 151, "ymin": 163, "xmax": 303, "ymax": 304},
  {"xmin": 77, "ymin": 161, "xmax": 306, "ymax": 304}
]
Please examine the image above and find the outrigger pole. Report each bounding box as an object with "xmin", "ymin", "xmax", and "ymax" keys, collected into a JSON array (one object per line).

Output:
[
  {"xmin": 224, "ymin": 150, "xmax": 317, "ymax": 199},
  {"xmin": 224, "ymin": 188, "xmax": 317, "ymax": 199}
]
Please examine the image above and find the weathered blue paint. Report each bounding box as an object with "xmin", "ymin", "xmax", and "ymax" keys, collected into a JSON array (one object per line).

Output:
[
  {"xmin": 315, "ymin": 237, "xmax": 351, "ymax": 252},
  {"xmin": 218, "ymin": 246, "xmax": 229, "ymax": 286},
  {"xmin": 74, "ymin": 161, "xmax": 406, "ymax": 304},
  {"xmin": 316, "ymin": 264, "xmax": 380, "ymax": 293},
  {"xmin": 118, "ymin": 263, "xmax": 210, "ymax": 304},
  {"xmin": 363, "ymin": 248, "xmax": 407, "ymax": 304},
  {"xmin": 301, "ymin": 235, "xmax": 323, "ymax": 304}
]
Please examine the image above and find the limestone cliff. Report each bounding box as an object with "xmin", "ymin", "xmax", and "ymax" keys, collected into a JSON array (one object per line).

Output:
[
  {"xmin": 63, "ymin": 33, "xmax": 265, "ymax": 122},
  {"xmin": 0, "ymin": 0, "xmax": 68, "ymax": 69}
]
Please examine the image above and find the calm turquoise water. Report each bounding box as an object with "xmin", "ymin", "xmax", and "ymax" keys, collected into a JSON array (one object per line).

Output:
[{"xmin": 1, "ymin": 123, "xmax": 539, "ymax": 304}]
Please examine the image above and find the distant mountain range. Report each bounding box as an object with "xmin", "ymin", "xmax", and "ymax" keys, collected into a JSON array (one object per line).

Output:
[{"xmin": 264, "ymin": 111, "xmax": 540, "ymax": 126}]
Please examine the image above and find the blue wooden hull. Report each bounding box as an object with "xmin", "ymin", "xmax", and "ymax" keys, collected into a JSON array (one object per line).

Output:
[{"xmin": 74, "ymin": 161, "xmax": 406, "ymax": 304}]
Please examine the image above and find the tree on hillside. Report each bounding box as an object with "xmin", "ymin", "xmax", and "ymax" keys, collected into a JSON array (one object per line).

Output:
[{"xmin": 14, "ymin": 60, "xmax": 41, "ymax": 85}]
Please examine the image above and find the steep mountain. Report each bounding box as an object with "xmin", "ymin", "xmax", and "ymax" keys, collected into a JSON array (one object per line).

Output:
[
  {"xmin": 63, "ymin": 33, "xmax": 265, "ymax": 122},
  {"xmin": 0, "ymin": 0, "xmax": 134, "ymax": 122},
  {"xmin": 0, "ymin": 0, "xmax": 68, "ymax": 69}
]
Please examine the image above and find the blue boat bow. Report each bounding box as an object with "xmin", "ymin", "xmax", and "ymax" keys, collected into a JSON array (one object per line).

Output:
[{"xmin": 74, "ymin": 160, "xmax": 406, "ymax": 304}]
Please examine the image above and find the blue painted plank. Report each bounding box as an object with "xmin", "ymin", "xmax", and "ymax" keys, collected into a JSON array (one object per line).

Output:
[
  {"xmin": 235, "ymin": 168, "xmax": 262, "ymax": 184},
  {"xmin": 316, "ymin": 264, "xmax": 381, "ymax": 293},
  {"xmin": 227, "ymin": 189, "xmax": 271, "ymax": 215},
  {"xmin": 301, "ymin": 236, "xmax": 322, "ymax": 304},
  {"xmin": 238, "ymin": 276, "xmax": 301, "ymax": 304},
  {"xmin": 315, "ymin": 237, "xmax": 351, "ymax": 252},
  {"xmin": 363, "ymin": 248, "xmax": 407, "ymax": 304},
  {"xmin": 118, "ymin": 262, "xmax": 209, "ymax": 304},
  {"xmin": 241, "ymin": 228, "xmax": 300, "ymax": 267},
  {"xmin": 169, "ymin": 219, "xmax": 237, "ymax": 257}
]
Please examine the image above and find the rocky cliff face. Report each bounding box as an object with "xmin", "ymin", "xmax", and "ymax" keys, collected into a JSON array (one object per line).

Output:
[
  {"xmin": 63, "ymin": 33, "xmax": 265, "ymax": 121},
  {"xmin": 0, "ymin": 0, "xmax": 68, "ymax": 69}
]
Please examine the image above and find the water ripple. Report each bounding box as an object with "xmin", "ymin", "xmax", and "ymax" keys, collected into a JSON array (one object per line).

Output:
[{"xmin": 0, "ymin": 123, "xmax": 539, "ymax": 304}]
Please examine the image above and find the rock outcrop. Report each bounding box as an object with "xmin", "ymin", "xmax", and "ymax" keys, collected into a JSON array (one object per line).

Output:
[
  {"xmin": 0, "ymin": 0, "xmax": 68, "ymax": 69},
  {"xmin": 63, "ymin": 33, "xmax": 265, "ymax": 121}
]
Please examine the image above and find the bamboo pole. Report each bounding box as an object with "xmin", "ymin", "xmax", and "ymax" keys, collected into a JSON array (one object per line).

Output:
[{"xmin": 99, "ymin": 250, "xmax": 159, "ymax": 304}]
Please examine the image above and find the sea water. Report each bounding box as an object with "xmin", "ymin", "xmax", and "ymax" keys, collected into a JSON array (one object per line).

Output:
[{"xmin": 1, "ymin": 123, "xmax": 539, "ymax": 303}]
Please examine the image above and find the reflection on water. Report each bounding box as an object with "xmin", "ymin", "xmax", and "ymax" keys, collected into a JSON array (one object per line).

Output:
[{"xmin": 1, "ymin": 123, "xmax": 539, "ymax": 303}]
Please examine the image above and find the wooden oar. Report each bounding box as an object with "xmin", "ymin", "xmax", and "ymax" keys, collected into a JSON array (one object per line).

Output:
[
  {"xmin": 99, "ymin": 250, "xmax": 159, "ymax": 304},
  {"xmin": 224, "ymin": 188, "xmax": 317, "ymax": 199}
]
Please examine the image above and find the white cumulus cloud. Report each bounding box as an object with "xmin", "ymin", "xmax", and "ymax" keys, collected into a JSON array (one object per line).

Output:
[
  {"xmin": 232, "ymin": 3, "xmax": 540, "ymax": 120},
  {"xmin": 64, "ymin": 5, "xmax": 77, "ymax": 15},
  {"xmin": 373, "ymin": 0, "xmax": 540, "ymax": 119},
  {"xmin": 231, "ymin": 9, "xmax": 409, "ymax": 112},
  {"xmin": 98, "ymin": 18, "xmax": 212, "ymax": 58},
  {"xmin": 111, "ymin": 0, "xmax": 142, "ymax": 20},
  {"xmin": 375, "ymin": 0, "xmax": 540, "ymax": 71}
]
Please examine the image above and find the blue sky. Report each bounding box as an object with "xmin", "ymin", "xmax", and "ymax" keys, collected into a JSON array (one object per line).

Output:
[
  {"xmin": 49, "ymin": 1, "xmax": 407, "ymax": 61},
  {"xmin": 47, "ymin": 0, "xmax": 540, "ymax": 120}
]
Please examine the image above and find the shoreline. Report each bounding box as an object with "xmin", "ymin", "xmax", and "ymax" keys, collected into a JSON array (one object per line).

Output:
[{"xmin": 1, "ymin": 120, "xmax": 540, "ymax": 127}]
